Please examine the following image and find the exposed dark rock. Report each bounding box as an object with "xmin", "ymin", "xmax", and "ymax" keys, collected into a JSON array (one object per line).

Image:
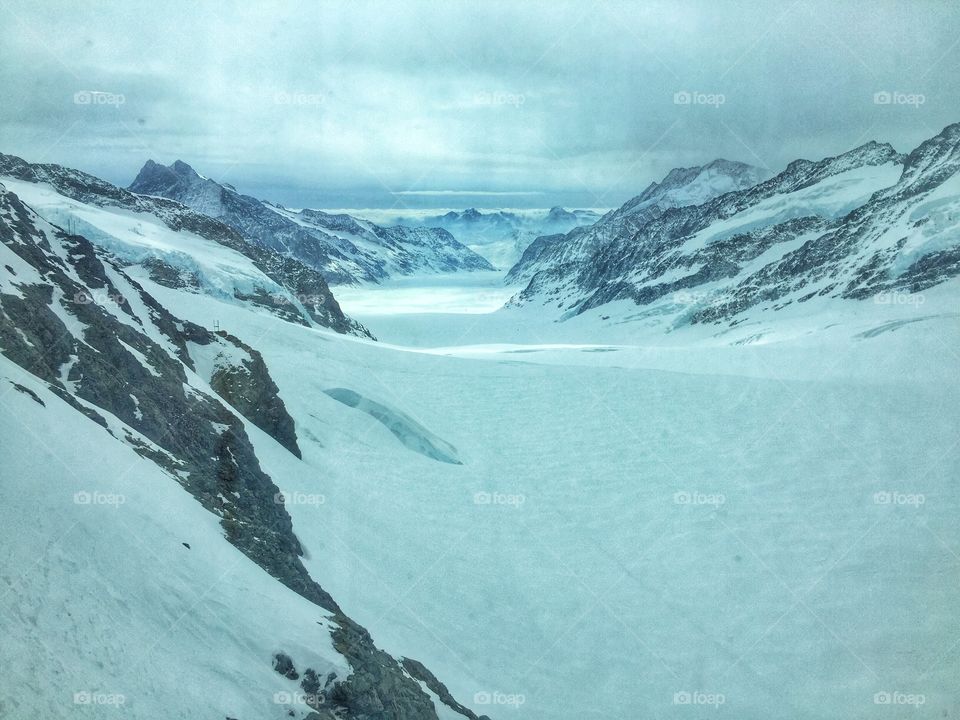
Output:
[
  {"xmin": 300, "ymin": 668, "xmax": 322, "ymax": 695},
  {"xmin": 204, "ymin": 332, "xmax": 302, "ymax": 458},
  {"xmin": 401, "ymin": 657, "xmax": 483, "ymax": 720},
  {"xmin": 142, "ymin": 257, "xmax": 201, "ymax": 290},
  {"xmin": 274, "ymin": 652, "xmax": 300, "ymax": 681},
  {"xmin": 9, "ymin": 381, "xmax": 45, "ymax": 405}
]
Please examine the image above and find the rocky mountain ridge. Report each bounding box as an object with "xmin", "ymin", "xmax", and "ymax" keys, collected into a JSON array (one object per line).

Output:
[
  {"xmin": 130, "ymin": 160, "xmax": 494, "ymax": 285},
  {"xmin": 506, "ymin": 127, "xmax": 960, "ymax": 336}
]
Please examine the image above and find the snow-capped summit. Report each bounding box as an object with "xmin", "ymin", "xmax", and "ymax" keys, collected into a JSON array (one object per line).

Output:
[
  {"xmin": 505, "ymin": 159, "xmax": 767, "ymax": 285},
  {"xmin": 879, "ymin": 123, "xmax": 960, "ymax": 199},
  {"xmin": 614, "ymin": 158, "xmax": 769, "ymax": 220},
  {"xmin": 130, "ymin": 158, "xmax": 228, "ymax": 218},
  {"xmin": 129, "ymin": 160, "xmax": 495, "ymax": 285}
]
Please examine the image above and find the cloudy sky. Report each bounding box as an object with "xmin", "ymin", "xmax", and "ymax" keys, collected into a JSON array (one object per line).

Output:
[{"xmin": 2, "ymin": 0, "xmax": 959, "ymax": 209}]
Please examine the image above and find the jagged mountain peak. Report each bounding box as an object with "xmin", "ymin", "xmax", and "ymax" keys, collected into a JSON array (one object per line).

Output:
[
  {"xmin": 888, "ymin": 121, "xmax": 960, "ymax": 197},
  {"xmin": 617, "ymin": 158, "xmax": 768, "ymax": 218},
  {"xmin": 130, "ymin": 158, "xmax": 209, "ymax": 197},
  {"xmin": 781, "ymin": 140, "xmax": 903, "ymax": 180},
  {"xmin": 444, "ymin": 207, "xmax": 486, "ymax": 222},
  {"xmin": 170, "ymin": 158, "xmax": 200, "ymax": 176},
  {"xmin": 545, "ymin": 206, "xmax": 577, "ymax": 222}
]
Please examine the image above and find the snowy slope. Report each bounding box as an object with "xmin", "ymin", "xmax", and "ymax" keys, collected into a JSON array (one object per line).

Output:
[
  {"xmin": 142, "ymin": 276, "xmax": 960, "ymax": 720},
  {"xmin": 0, "ymin": 355, "xmax": 350, "ymax": 719},
  {"xmin": 0, "ymin": 153, "xmax": 369, "ymax": 337},
  {"xmin": 0, "ymin": 181, "xmax": 486, "ymax": 720}
]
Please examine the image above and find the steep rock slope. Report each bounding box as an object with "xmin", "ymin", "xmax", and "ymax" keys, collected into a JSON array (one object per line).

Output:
[{"xmin": 0, "ymin": 181, "xmax": 488, "ymax": 720}]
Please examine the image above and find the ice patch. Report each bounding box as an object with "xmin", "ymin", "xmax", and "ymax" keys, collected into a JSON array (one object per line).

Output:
[{"xmin": 323, "ymin": 387, "xmax": 462, "ymax": 465}]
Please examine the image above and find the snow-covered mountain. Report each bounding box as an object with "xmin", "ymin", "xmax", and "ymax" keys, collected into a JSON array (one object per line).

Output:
[
  {"xmin": 0, "ymin": 153, "xmax": 370, "ymax": 338},
  {"xmin": 129, "ymin": 160, "xmax": 494, "ymax": 285},
  {"xmin": 0, "ymin": 173, "xmax": 489, "ymax": 719},
  {"xmin": 507, "ymin": 124, "xmax": 960, "ymax": 338},
  {"xmin": 506, "ymin": 159, "xmax": 767, "ymax": 284},
  {"xmin": 3, "ymin": 143, "xmax": 959, "ymax": 720},
  {"xmin": 402, "ymin": 206, "xmax": 603, "ymax": 269}
]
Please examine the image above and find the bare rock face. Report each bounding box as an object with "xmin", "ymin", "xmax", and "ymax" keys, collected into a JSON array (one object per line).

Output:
[
  {"xmin": 402, "ymin": 657, "xmax": 492, "ymax": 720},
  {"xmin": 201, "ymin": 331, "xmax": 302, "ymax": 458}
]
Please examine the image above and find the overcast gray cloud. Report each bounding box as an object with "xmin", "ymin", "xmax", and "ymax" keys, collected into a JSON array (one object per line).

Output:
[{"xmin": 2, "ymin": 0, "xmax": 959, "ymax": 208}]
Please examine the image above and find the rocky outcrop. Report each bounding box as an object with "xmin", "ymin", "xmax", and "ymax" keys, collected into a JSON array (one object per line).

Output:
[
  {"xmin": 196, "ymin": 331, "xmax": 302, "ymax": 458},
  {"xmin": 402, "ymin": 657, "xmax": 492, "ymax": 720}
]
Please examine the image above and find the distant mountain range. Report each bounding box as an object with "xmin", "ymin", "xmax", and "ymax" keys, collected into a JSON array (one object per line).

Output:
[
  {"xmin": 387, "ymin": 206, "xmax": 603, "ymax": 269},
  {"xmin": 129, "ymin": 160, "xmax": 494, "ymax": 285},
  {"xmin": 506, "ymin": 123, "xmax": 960, "ymax": 339}
]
